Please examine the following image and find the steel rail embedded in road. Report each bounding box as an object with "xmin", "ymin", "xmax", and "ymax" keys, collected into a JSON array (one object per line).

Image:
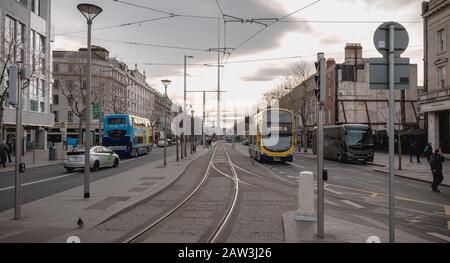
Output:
[{"xmin": 207, "ymin": 144, "xmax": 241, "ymax": 243}]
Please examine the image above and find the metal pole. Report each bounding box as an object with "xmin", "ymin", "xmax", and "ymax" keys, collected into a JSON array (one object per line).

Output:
[
  {"xmin": 84, "ymin": 21, "xmax": 92, "ymax": 199},
  {"xmin": 176, "ymin": 134, "xmax": 179, "ymax": 162},
  {"xmin": 14, "ymin": 67, "xmax": 22, "ymax": 220},
  {"xmin": 317, "ymin": 53, "xmax": 326, "ymax": 238},
  {"xmin": 203, "ymin": 91, "xmax": 206, "ymax": 148},
  {"xmin": 184, "ymin": 56, "xmax": 187, "ymax": 157},
  {"xmin": 388, "ymin": 23, "xmax": 396, "ymax": 243},
  {"xmin": 217, "ymin": 51, "xmax": 221, "ymax": 140},
  {"xmin": 164, "ymin": 85, "xmax": 167, "ymax": 166}
]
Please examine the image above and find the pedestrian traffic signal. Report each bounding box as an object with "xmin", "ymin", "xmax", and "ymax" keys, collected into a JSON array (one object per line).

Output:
[{"xmin": 7, "ymin": 65, "xmax": 18, "ymax": 106}]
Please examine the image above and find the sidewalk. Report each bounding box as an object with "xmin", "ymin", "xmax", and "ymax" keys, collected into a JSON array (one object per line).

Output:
[
  {"xmin": 283, "ymin": 211, "xmax": 436, "ymax": 243},
  {"xmin": 0, "ymin": 146, "xmax": 210, "ymax": 243},
  {"xmin": 371, "ymin": 152, "xmax": 450, "ymax": 187},
  {"xmin": 0, "ymin": 150, "xmax": 63, "ymax": 173}
]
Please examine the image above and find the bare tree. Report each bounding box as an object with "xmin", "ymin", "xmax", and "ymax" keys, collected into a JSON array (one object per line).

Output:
[
  {"xmin": 112, "ymin": 95, "xmax": 127, "ymax": 114},
  {"xmin": 279, "ymin": 62, "xmax": 315, "ymax": 152},
  {"xmin": 0, "ymin": 31, "xmax": 43, "ymax": 140},
  {"xmin": 56, "ymin": 65, "xmax": 101, "ymax": 144}
]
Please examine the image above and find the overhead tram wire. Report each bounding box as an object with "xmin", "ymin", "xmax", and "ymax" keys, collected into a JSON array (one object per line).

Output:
[
  {"xmin": 62, "ymin": 35, "xmax": 211, "ymax": 52},
  {"xmin": 56, "ymin": 15, "xmax": 174, "ymax": 36},
  {"xmin": 223, "ymin": 0, "xmax": 322, "ymax": 66},
  {"xmin": 111, "ymin": 0, "xmax": 221, "ymax": 20}
]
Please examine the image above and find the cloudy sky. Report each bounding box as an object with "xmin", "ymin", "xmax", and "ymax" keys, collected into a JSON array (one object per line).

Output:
[{"xmin": 53, "ymin": 0, "xmax": 424, "ymax": 120}]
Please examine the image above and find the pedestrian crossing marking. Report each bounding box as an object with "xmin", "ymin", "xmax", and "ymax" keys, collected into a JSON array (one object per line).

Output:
[
  {"xmin": 341, "ymin": 200, "xmax": 366, "ymax": 209},
  {"xmin": 426, "ymin": 232, "xmax": 450, "ymax": 242}
]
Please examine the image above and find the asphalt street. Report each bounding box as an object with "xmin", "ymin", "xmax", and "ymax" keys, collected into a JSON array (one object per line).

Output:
[{"xmin": 0, "ymin": 146, "xmax": 178, "ymax": 212}]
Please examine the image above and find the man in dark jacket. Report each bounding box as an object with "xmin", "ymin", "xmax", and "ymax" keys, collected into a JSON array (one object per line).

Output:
[
  {"xmin": 0, "ymin": 141, "xmax": 9, "ymax": 168},
  {"xmin": 429, "ymin": 149, "xmax": 445, "ymax": 192}
]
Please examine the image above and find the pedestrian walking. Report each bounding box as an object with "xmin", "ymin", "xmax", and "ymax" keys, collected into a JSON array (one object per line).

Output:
[
  {"xmin": 415, "ymin": 140, "xmax": 422, "ymax": 163},
  {"xmin": 429, "ymin": 149, "xmax": 445, "ymax": 192},
  {"xmin": 424, "ymin": 143, "xmax": 433, "ymax": 162},
  {"xmin": 0, "ymin": 141, "xmax": 9, "ymax": 168},
  {"xmin": 409, "ymin": 139, "xmax": 417, "ymax": 163},
  {"xmin": 6, "ymin": 139, "xmax": 13, "ymax": 163}
]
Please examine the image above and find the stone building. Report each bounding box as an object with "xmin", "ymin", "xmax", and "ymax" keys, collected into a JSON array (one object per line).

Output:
[
  {"xmin": 420, "ymin": 0, "xmax": 450, "ymax": 153},
  {"xmin": 1, "ymin": 0, "xmax": 54, "ymax": 151}
]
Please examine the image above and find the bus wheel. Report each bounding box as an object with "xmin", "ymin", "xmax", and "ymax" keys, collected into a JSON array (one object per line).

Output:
[{"xmin": 113, "ymin": 158, "xmax": 119, "ymax": 167}]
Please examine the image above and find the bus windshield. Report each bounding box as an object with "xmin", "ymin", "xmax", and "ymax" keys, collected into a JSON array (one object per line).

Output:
[
  {"xmin": 108, "ymin": 117, "xmax": 126, "ymax": 125},
  {"xmin": 345, "ymin": 129, "xmax": 374, "ymax": 146}
]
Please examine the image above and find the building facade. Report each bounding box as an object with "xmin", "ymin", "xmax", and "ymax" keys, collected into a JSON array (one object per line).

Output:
[
  {"xmin": 420, "ymin": 0, "xmax": 450, "ymax": 153},
  {"xmin": 52, "ymin": 46, "xmax": 171, "ymax": 146},
  {"xmin": 327, "ymin": 43, "xmax": 419, "ymax": 131},
  {"xmin": 1, "ymin": 0, "xmax": 54, "ymax": 151}
]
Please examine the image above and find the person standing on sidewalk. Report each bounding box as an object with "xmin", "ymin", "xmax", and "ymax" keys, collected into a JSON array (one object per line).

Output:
[
  {"xmin": 424, "ymin": 143, "xmax": 433, "ymax": 162},
  {"xmin": 429, "ymin": 149, "xmax": 445, "ymax": 192},
  {"xmin": 6, "ymin": 139, "xmax": 13, "ymax": 163},
  {"xmin": 409, "ymin": 139, "xmax": 417, "ymax": 163},
  {"xmin": 0, "ymin": 141, "xmax": 9, "ymax": 168}
]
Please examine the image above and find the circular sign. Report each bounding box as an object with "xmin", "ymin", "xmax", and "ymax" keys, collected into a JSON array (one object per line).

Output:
[{"xmin": 373, "ymin": 21, "xmax": 409, "ymax": 57}]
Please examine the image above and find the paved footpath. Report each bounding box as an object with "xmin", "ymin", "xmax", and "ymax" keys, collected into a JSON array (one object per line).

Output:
[
  {"xmin": 0, "ymin": 150, "xmax": 63, "ymax": 173},
  {"xmin": 0, "ymin": 146, "xmax": 210, "ymax": 243}
]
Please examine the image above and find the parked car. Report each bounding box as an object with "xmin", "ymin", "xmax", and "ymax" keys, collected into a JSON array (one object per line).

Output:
[
  {"xmin": 243, "ymin": 140, "xmax": 249, "ymax": 146},
  {"xmin": 157, "ymin": 139, "xmax": 168, "ymax": 147},
  {"xmin": 63, "ymin": 146, "xmax": 120, "ymax": 173},
  {"xmin": 167, "ymin": 139, "xmax": 173, "ymax": 145}
]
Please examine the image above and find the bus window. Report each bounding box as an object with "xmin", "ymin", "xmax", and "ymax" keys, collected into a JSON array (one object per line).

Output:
[{"xmin": 108, "ymin": 117, "xmax": 126, "ymax": 125}]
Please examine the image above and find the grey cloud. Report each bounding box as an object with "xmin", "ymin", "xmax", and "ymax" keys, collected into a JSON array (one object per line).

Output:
[
  {"xmin": 341, "ymin": 0, "xmax": 418, "ymax": 10},
  {"xmin": 241, "ymin": 64, "xmax": 292, "ymax": 82}
]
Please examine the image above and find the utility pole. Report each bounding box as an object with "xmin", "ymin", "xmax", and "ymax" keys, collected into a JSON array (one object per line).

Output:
[
  {"xmin": 315, "ymin": 52, "xmax": 326, "ymax": 238},
  {"xmin": 184, "ymin": 55, "xmax": 193, "ymax": 157}
]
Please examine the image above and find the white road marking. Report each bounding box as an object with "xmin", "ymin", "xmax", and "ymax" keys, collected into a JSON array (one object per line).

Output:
[
  {"xmin": 325, "ymin": 188, "xmax": 343, "ymax": 195},
  {"xmin": 0, "ymin": 153, "xmax": 149, "ymax": 192},
  {"xmin": 426, "ymin": 232, "xmax": 450, "ymax": 242},
  {"xmin": 287, "ymin": 175, "xmax": 296, "ymax": 179},
  {"xmin": 0, "ymin": 172, "xmax": 78, "ymax": 192},
  {"xmin": 287, "ymin": 162, "xmax": 306, "ymax": 169},
  {"xmin": 341, "ymin": 200, "xmax": 366, "ymax": 209},
  {"xmin": 279, "ymin": 171, "xmax": 285, "ymax": 174}
]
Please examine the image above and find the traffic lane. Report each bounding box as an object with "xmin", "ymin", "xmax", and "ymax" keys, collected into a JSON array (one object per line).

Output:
[
  {"xmin": 0, "ymin": 146, "xmax": 178, "ymax": 213},
  {"xmin": 0, "ymin": 146, "xmax": 176, "ymax": 189},
  {"xmin": 291, "ymin": 157, "xmax": 450, "ymax": 205},
  {"xmin": 269, "ymin": 159, "xmax": 450, "ymax": 237}
]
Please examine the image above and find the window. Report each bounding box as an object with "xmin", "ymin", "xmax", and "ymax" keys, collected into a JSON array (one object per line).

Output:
[
  {"xmin": 40, "ymin": 79, "xmax": 45, "ymax": 97},
  {"xmin": 438, "ymin": 29, "xmax": 445, "ymax": 52},
  {"xmin": 68, "ymin": 111, "xmax": 74, "ymax": 123},
  {"xmin": 40, "ymin": 102, "xmax": 45, "ymax": 112},
  {"xmin": 341, "ymin": 65, "xmax": 355, "ymax": 81},
  {"xmin": 66, "ymin": 80, "xmax": 74, "ymax": 90},
  {"xmin": 54, "ymin": 111, "xmax": 59, "ymax": 122},
  {"xmin": 53, "ymin": 63, "xmax": 59, "ymax": 73},
  {"xmin": 53, "ymin": 80, "xmax": 60, "ymax": 90},
  {"xmin": 31, "ymin": 0, "xmax": 40, "ymax": 16},
  {"xmin": 39, "ymin": 34, "xmax": 46, "ymax": 54},
  {"xmin": 40, "ymin": 58, "xmax": 45, "ymax": 74},
  {"xmin": 30, "ymin": 100, "xmax": 38, "ymax": 112},
  {"xmin": 53, "ymin": 94, "xmax": 59, "ymax": 105},
  {"xmin": 68, "ymin": 64, "xmax": 74, "ymax": 73},
  {"xmin": 438, "ymin": 66, "xmax": 446, "ymax": 90}
]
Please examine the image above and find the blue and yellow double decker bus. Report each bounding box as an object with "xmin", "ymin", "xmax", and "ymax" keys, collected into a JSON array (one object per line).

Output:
[
  {"xmin": 102, "ymin": 114, "xmax": 153, "ymax": 157},
  {"xmin": 249, "ymin": 108, "xmax": 296, "ymax": 163}
]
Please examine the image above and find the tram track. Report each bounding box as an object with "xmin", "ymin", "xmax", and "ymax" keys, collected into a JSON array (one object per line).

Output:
[{"xmin": 124, "ymin": 143, "xmax": 241, "ymax": 243}]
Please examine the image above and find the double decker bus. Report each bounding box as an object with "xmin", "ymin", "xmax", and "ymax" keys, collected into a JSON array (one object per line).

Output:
[
  {"xmin": 249, "ymin": 108, "xmax": 296, "ymax": 163},
  {"xmin": 102, "ymin": 114, "xmax": 153, "ymax": 157}
]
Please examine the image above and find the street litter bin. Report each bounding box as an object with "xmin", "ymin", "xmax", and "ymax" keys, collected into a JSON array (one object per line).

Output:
[{"xmin": 49, "ymin": 146, "xmax": 56, "ymax": 160}]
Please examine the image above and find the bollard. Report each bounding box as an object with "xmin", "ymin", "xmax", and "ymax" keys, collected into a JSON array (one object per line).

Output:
[{"xmin": 294, "ymin": 171, "xmax": 317, "ymax": 222}]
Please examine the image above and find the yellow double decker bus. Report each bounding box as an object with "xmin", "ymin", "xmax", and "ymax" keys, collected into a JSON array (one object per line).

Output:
[{"xmin": 249, "ymin": 108, "xmax": 296, "ymax": 163}]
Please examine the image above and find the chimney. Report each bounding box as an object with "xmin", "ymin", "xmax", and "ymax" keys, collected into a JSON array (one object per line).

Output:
[{"xmin": 344, "ymin": 43, "xmax": 363, "ymax": 64}]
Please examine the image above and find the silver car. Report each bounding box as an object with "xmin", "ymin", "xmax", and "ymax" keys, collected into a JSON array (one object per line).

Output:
[{"xmin": 63, "ymin": 146, "xmax": 120, "ymax": 173}]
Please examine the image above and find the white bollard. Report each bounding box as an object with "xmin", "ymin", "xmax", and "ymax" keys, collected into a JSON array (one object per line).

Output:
[{"xmin": 294, "ymin": 171, "xmax": 317, "ymax": 222}]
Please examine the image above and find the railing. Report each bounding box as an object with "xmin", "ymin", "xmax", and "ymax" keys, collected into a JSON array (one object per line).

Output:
[{"xmin": 419, "ymin": 88, "xmax": 450, "ymax": 102}]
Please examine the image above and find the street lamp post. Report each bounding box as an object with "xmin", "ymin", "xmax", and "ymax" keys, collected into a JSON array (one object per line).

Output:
[
  {"xmin": 191, "ymin": 110, "xmax": 195, "ymax": 153},
  {"xmin": 184, "ymin": 55, "xmax": 193, "ymax": 158},
  {"xmin": 77, "ymin": 3, "xmax": 102, "ymax": 199},
  {"xmin": 162, "ymin": 79, "xmax": 171, "ymax": 166}
]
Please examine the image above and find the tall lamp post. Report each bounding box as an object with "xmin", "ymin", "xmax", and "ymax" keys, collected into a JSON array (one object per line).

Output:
[
  {"xmin": 77, "ymin": 3, "xmax": 102, "ymax": 199},
  {"xmin": 162, "ymin": 79, "xmax": 171, "ymax": 166},
  {"xmin": 184, "ymin": 55, "xmax": 194, "ymax": 157}
]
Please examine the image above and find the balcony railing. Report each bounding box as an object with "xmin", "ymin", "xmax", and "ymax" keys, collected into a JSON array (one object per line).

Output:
[{"xmin": 419, "ymin": 87, "xmax": 450, "ymax": 103}]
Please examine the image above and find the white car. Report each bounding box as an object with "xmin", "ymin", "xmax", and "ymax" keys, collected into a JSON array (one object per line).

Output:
[
  {"xmin": 157, "ymin": 139, "xmax": 168, "ymax": 147},
  {"xmin": 63, "ymin": 146, "xmax": 120, "ymax": 173}
]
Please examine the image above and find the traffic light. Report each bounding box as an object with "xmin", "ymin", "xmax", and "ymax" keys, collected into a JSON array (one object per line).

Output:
[
  {"xmin": 7, "ymin": 65, "xmax": 18, "ymax": 106},
  {"xmin": 315, "ymin": 53, "xmax": 326, "ymax": 103}
]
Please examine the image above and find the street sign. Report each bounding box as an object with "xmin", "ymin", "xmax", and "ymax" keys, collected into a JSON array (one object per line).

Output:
[
  {"xmin": 369, "ymin": 22, "xmax": 410, "ymax": 90},
  {"xmin": 369, "ymin": 57, "xmax": 410, "ymax": 90},
  {"xmin": 373, "ymin": 22, "xmax": 409, "ymax": 57}
]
